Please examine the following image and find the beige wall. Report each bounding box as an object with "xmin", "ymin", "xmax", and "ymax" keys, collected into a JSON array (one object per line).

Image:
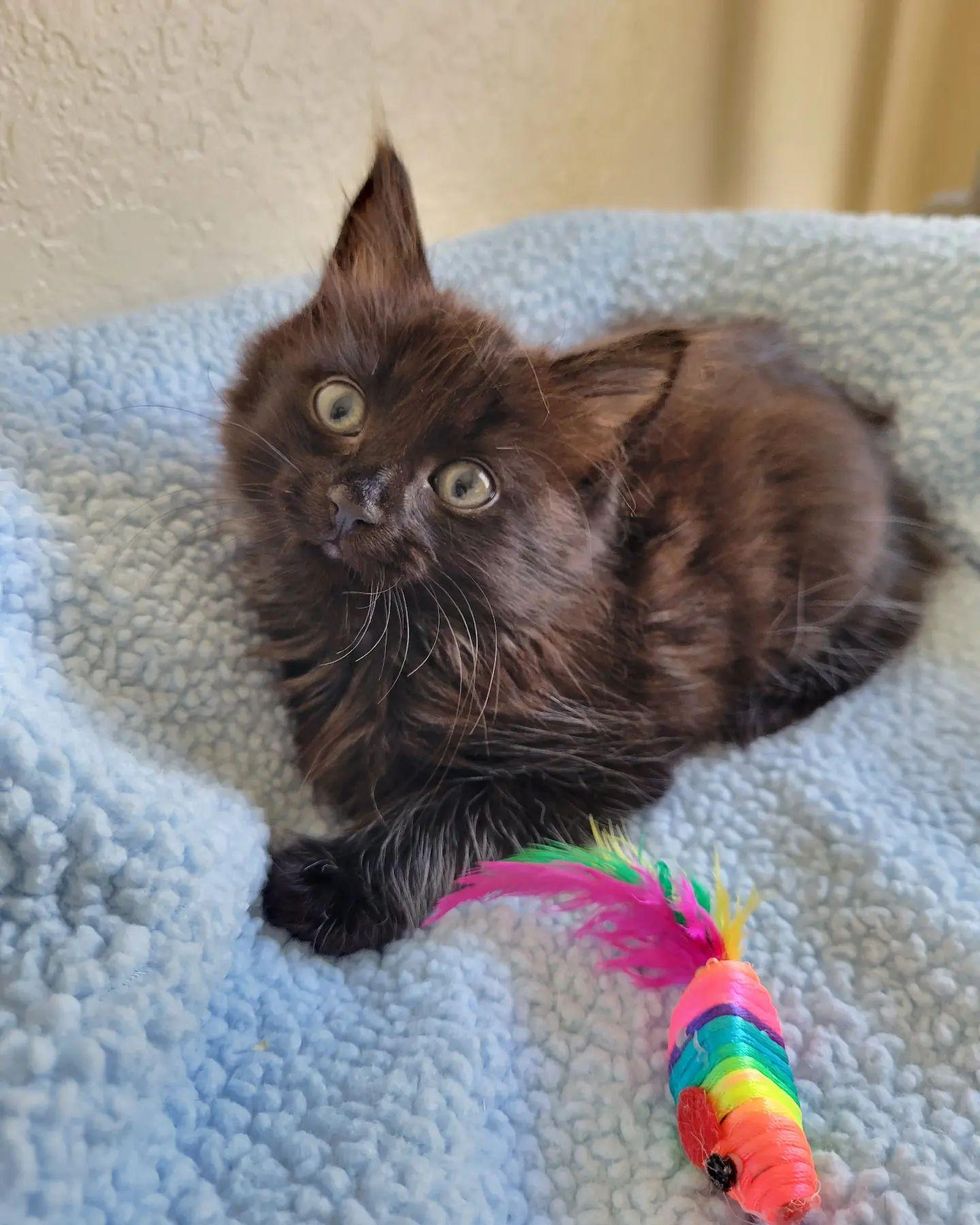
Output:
[{"xmin": 1, "ymin": 0, "xmax": 977, "ymax": 331}]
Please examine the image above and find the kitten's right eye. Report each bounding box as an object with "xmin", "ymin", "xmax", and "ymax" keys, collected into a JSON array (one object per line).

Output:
[{"xmin": 310, "ymin": 379, "xmax": 366, "ymax": 436}]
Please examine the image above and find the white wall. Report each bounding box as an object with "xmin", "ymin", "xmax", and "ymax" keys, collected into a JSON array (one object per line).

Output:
[
  {"xmin": 0, "ymin": 0, "xmax": 725, "ymax": 330},
  {"xmin": 2, "ymin": 0, "xmax": 976, "ymax": 331}
]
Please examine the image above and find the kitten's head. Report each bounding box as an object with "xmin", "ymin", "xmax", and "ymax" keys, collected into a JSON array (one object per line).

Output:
[{"xmin": 223, "ymin": 142, "xmax": 674, "ymax": 614}]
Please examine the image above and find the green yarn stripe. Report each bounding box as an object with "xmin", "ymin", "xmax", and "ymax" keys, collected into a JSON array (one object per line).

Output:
[{"xmin": 668, "ymin": 1015, "xmax": 800, "ymax": 1106}]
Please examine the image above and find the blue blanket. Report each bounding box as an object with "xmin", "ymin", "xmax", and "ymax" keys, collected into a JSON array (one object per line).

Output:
[{"xmin": 1, "ymin": 211, "xmax": 978, "ymax": 1225}]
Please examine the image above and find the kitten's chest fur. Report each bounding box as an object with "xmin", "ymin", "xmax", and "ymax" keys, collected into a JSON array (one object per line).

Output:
[{"xmin": 255, "ymin": 567, "xmax": 631, "ymax": 819}]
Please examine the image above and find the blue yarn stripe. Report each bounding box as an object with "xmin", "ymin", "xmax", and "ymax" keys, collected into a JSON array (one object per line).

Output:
[
  {"xmin": 668, "ymin": 1014, "xmax": 800, "ymax": 1105},
  {"xmin": 667, "ymin": 1003, "xmax": 785, "ymax": 1072}
]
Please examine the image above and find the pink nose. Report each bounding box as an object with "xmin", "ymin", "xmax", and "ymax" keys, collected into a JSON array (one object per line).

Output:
[{"xmin": 325, "ymin": 486, "xmax": 381, "ymax": 542}]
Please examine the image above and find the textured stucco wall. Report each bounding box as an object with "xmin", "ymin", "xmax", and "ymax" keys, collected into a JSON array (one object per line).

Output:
[
  {"xmin": 3, "ymin": 1, "xmax": 976, "ymax": 331},
  {"xmin": 0, "ymin": 0, "xmax": 725, "ymax": 330}
]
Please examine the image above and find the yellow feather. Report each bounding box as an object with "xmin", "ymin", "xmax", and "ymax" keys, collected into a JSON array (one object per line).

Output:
[
  {"xmin": 713, "ymin": 852, "xmax": 761, "ymax": 960},
  {"xmin": 589, "ymin": 818, "xmax": 641, "ymax": 867}
]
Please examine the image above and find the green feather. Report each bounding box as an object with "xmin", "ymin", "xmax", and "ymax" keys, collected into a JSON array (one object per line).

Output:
[
  {"xmin": 509, "ymin": 841, "xmax": 643, "ymax": 883},
  {"xmin": 509, "ymin": 838, "xmax": 713, "ymax": 926},
  {"xmin": 692, "ymin": 876, "xmax": 712, "ymax": 914}
]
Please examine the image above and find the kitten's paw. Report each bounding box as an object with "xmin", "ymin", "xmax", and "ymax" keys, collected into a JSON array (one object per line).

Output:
[{"xmin": 262, "ymin": 837, "xmax": 403, "ymax": 956}]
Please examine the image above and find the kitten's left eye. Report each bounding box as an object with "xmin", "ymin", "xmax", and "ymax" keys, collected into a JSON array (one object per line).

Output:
[
  {"xmin": 310, "ymin": 379, "xmax": 366, "ymax": 435},
  {"xmin": 431, "ymin": 460, "xmax": 497, "ymax": 510}
]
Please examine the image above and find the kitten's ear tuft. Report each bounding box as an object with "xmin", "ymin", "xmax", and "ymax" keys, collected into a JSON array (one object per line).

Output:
[
  {"xmin": 546, "ymin": 328, "xmax": 686, "ymax": 439},
  {"xmin": 325, "ymin": 141, "xmax": 431, "ymax": 288}
]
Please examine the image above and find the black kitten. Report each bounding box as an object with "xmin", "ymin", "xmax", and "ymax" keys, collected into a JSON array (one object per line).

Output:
[{"xmin": 222, "ymin": 142, "xmax": 937, "ymax": 954}]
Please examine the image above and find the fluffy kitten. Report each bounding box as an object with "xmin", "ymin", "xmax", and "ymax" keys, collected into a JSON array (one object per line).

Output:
[{"xmin": 222, "ymin": 142, "xmax": 936, "ymax": 955}]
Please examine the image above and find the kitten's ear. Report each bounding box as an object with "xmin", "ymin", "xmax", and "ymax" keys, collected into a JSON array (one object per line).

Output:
[
  {"xmin": 325, "ymin": 141, "xmax": 431, "ymax": 287},
  {"xmin": 546, "ymin": 328, "xmax": 685, "ymax": 436}
]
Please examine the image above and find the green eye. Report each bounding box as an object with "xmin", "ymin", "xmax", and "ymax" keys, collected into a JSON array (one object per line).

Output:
[
  {"xmin": 311, "ymin": 379, "xmax": 366, "ymax": 435},
  {"xmin": 432, "ymin": 460, "xmax": 497, "ymax": 510}
]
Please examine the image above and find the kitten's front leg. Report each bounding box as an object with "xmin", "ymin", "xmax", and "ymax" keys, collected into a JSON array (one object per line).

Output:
[{"xmin": 261, "ymin": 780, "xmax": 594, "ymax": 955}]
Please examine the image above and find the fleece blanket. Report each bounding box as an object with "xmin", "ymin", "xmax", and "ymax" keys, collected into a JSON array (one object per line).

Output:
[{"xmin": 1, "ymin": 210, "xmax": 978, "ymax": 1225}]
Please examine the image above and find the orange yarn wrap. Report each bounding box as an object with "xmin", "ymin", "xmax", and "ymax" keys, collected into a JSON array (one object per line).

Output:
[{"xmin": 669, "ymin": 959, "xmax": 820, "ymax": 1223}]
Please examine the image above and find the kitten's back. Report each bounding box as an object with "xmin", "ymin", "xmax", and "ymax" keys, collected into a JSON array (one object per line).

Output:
[{"xmin": 626, "ymin": 320, "xmax": 941, "ymax": 743}]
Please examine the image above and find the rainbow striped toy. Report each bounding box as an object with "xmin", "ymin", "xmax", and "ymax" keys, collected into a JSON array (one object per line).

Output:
[{"xmin": 428, "ymin": 832, "xmax": 820, "ymax": 1224}]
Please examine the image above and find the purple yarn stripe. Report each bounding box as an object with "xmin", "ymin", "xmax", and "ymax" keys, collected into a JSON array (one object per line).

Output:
[{"xmin": 667, "ymin": 1004, "xmax": 786, "ymax": 1071}]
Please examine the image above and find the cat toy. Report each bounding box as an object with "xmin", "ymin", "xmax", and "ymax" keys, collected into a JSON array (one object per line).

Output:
[{"xmin": 427, "ymin": 831, "xmax": 820, "ymax": 1224}]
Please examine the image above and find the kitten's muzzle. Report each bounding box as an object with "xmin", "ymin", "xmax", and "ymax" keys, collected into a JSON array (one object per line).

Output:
[{"xmin": 323, "ymin": 485, "xmax": 382, "ymax": 547}]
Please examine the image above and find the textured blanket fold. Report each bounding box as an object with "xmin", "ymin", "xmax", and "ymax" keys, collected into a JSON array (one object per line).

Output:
[{"xmin": 1, "ymin": 210, "xmax": 978, "ymax": 1224}]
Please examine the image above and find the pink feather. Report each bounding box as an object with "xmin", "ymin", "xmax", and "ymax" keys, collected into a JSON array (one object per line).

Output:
[{"xmin": 426, "ymin": 857, "xmax": 725, "ymax": 989}]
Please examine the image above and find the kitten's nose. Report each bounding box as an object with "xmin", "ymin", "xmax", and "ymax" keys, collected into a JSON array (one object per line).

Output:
[{"xmin": 325, "ymin": 485, "xmax": 381, "ymax": 541}]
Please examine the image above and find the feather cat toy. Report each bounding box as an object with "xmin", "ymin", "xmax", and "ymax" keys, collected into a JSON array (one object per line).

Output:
[{"xmin": 427, "ymin": 831, "xmax": 821, "ymax": 1224}]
